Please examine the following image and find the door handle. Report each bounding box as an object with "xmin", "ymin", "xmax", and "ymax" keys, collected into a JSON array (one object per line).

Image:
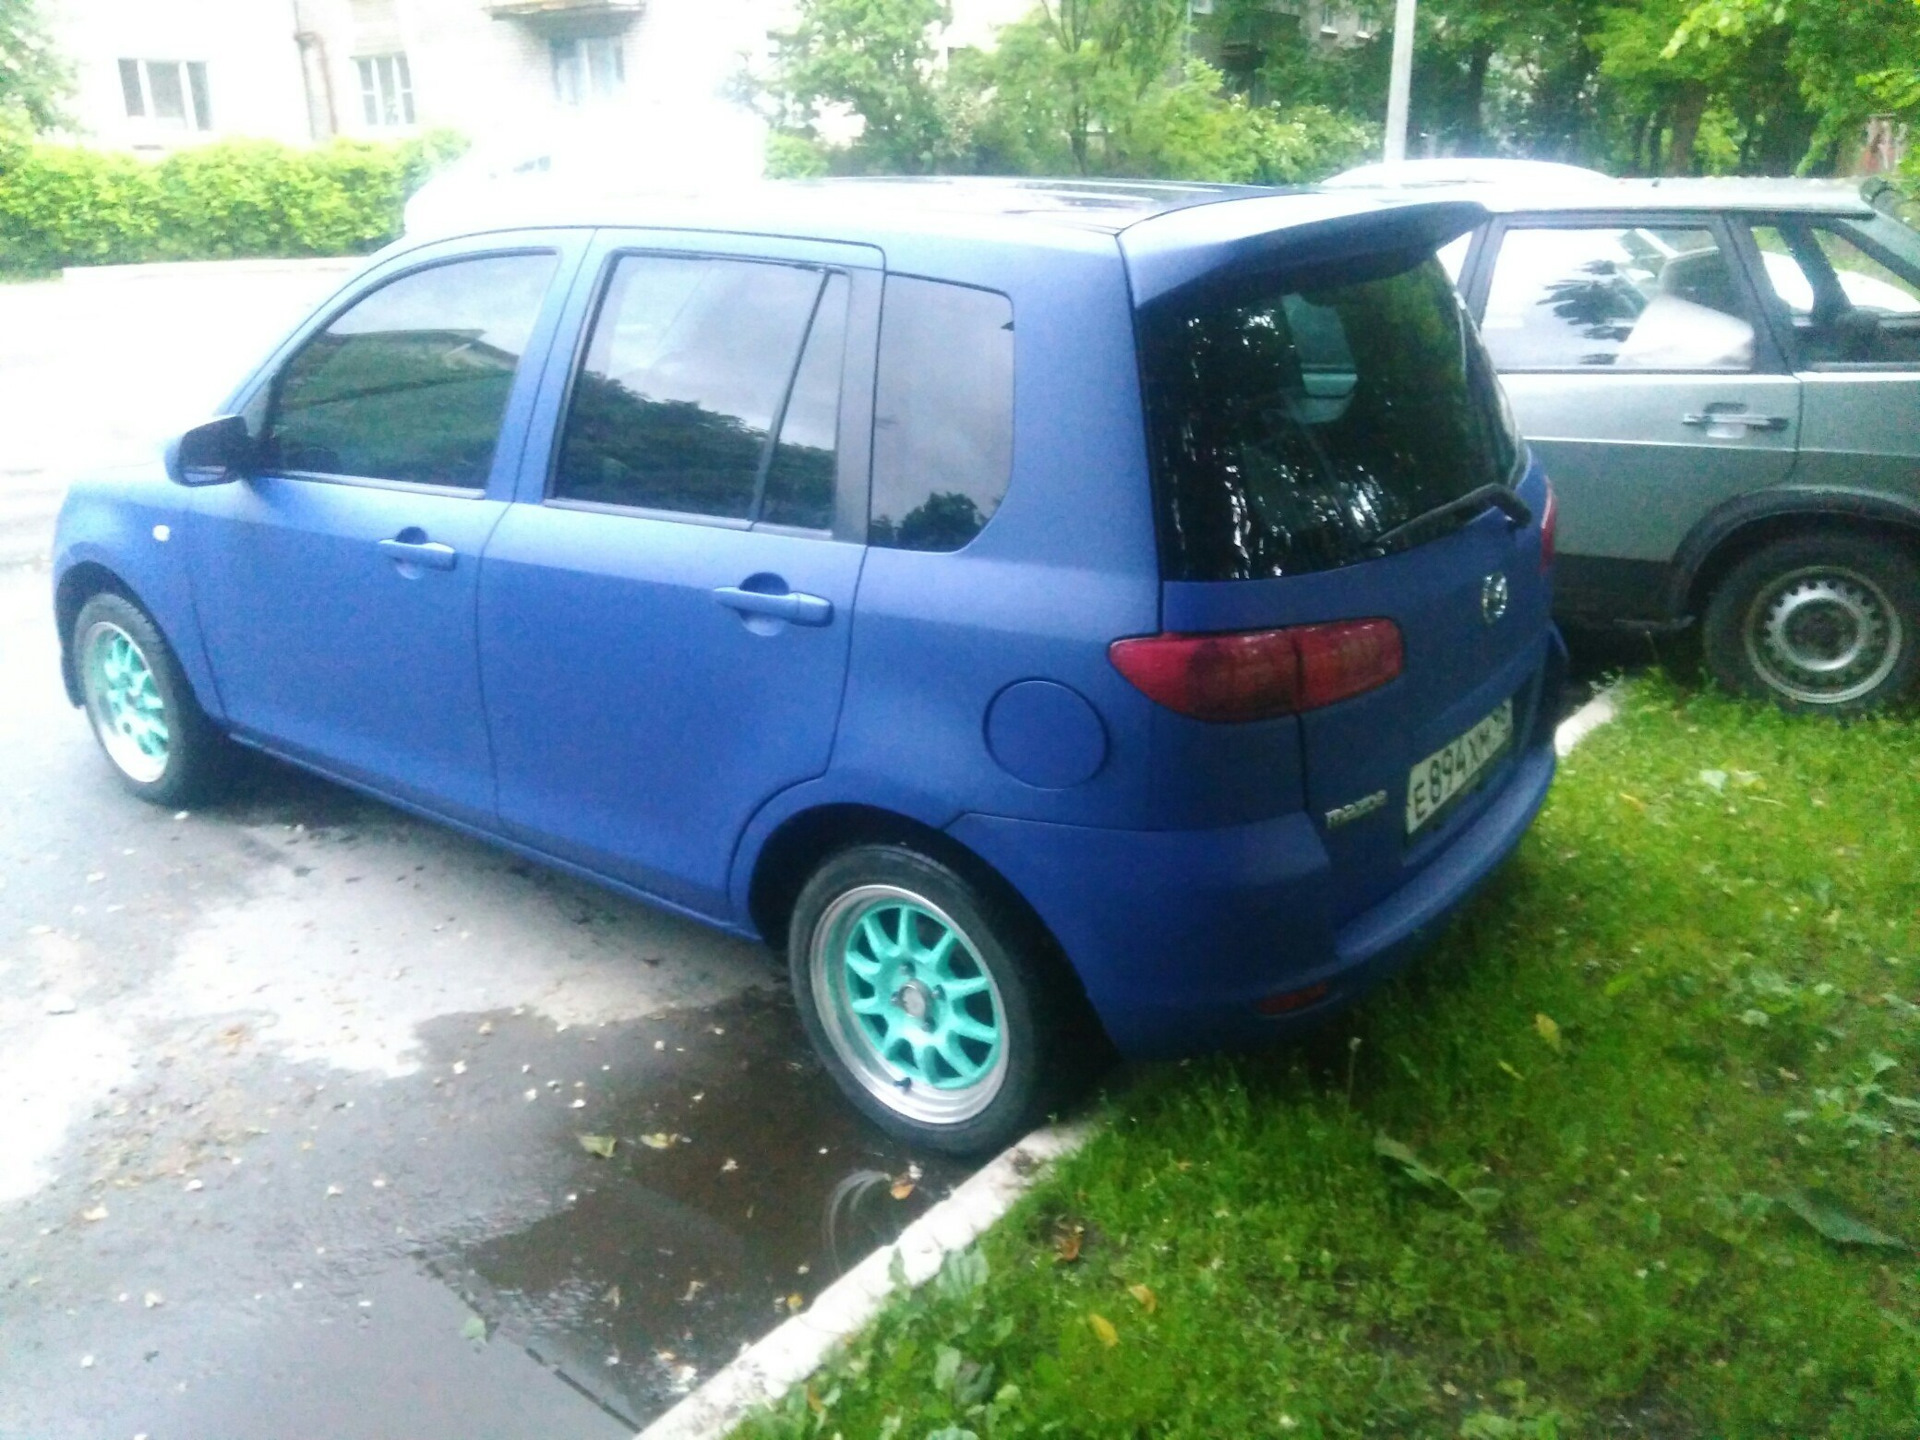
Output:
[
  {"xmin": 1680, "ymin": 410, "xmax": 1788, "ymax": 431},
  {"xmin": 378, "ymin": 537, "xmax": 458, "ymax": 570},
  {"xmin": 713, "ymin": 586, "xmax": 834, "ymax": 626}
]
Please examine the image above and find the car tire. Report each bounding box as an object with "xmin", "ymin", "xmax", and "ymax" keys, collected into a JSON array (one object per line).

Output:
[
  {"xmin": 1701, "ymin": 533, "xmax": 1920, "ymax": 715},
  {"xmin": 73, "ymin": 592, "xmax": 231, "ymax": 805},
  {"xmin": 788, "ymin": 843, "xmax": 1090, "ymax": 1157}
]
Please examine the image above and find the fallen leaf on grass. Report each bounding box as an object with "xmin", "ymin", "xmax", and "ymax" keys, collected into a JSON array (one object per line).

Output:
[
  {"xmin": 577, "ymin": 1134, "xmax": 617, "ymax": 1159},
  {"xmin": 1780, "ymin": 1190, "xmax": 1908, "ymax": 1250},
  {"xmin": 1534, "ymin": 1013, "xmax": 1563, "ymax": 1052},
  {"xmin": 1127, "ymin": 1283, "xmax": 1157, "ymax": 1313},
  {"xmin": 1088, "ymin": 1313, "xmax": 1118, "ymax": 1347},
  {"xmin": 1053, "ymin": 1224, "xmax": 1084, "ymax": 1263}
]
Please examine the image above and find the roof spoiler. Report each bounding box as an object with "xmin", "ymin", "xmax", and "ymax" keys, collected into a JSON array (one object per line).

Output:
[{"xmin": 1119, "ymin": 196, "xmax": 1488, "ymax": 306}]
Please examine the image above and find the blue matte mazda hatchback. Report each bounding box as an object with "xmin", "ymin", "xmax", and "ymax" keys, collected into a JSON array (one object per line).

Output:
[{"xmin": 54, "ymin": 179, "xmax": 1563, "ymax": 1154}]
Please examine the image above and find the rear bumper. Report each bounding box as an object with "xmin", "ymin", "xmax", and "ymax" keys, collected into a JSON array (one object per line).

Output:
[{"xmin": 949, "ymin": 635, "xmax": 1564, "ymax": 1059}]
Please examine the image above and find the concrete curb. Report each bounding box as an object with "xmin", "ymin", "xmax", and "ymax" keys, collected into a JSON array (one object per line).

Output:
[
  {"xmin": 637, "ymin": 686, "xmax": 1626, "ymax": 1440},
  {"xmin": 638, "ymin": 1122, "xmax": 1090, "ymax": 1440},
  {"xmin": 1555, "ymin": 684, "xmax": 1622, "ymax": 757}
]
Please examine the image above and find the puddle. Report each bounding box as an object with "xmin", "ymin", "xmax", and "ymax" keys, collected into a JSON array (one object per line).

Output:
[{"xmin": 421, "ymin": 990, "xmax": 967, "ymax": 1427}]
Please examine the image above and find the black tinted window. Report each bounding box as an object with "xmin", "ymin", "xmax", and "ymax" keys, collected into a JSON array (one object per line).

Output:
[
  {"xmin": 554, "ymin": 256, "xmax": 825, "ymax": 519},
  {"xmin": 270, "ymin": 253, "xmax": 557, "ymax": 486},
  {"xmin": 870, "ymin": 278, "xmax": 1013, "ymax": 552},
  {"xmin": 1140, "ymin": 257, "xmax": 1521, "ymax": 582},
  {"xmin": 761, "ymin": 273, "xmax": 848, "ymax": 530}
]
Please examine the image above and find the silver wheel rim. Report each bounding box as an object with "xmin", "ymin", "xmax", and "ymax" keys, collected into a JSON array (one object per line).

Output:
[
  {"xmin": 80, "ymin": 620, "xmax": 171, "ymax": 785},
  {"xmin": 808, "ymin": 883, "xmax": 1011, "ymax": 1126},
  {"xmin": 1742, "ymin": 564, "xmax": 1904, "ymax": 706}
]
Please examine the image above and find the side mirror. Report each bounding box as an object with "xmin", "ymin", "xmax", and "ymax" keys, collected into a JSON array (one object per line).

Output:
[{"xmin": 166, "ymin": 415, "xmax": 253, "ymax": 486}]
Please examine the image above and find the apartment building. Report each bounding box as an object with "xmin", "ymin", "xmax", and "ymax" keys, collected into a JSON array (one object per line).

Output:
[{"xmin": 48, "ymin": 0, "xmax": 791, "ymax": 159}]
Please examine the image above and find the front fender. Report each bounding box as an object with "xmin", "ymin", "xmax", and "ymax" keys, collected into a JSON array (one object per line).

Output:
[{"xmin": 53, "ymin": 469, "xmax": 224, "ymax": 722}]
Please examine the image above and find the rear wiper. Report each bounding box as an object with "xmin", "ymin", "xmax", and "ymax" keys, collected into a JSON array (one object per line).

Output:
[{"xmin": 1365, "ymin": 483, "xmax": 1531, "ymax": 558}]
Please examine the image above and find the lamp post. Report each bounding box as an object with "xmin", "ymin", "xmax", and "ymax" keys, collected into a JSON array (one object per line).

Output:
[{"xmin": 1383, "ymin": 0, "xmax": 1417, "ymax": 163}]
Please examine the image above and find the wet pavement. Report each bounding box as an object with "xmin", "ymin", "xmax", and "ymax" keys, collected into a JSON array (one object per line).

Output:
[{"xmin": 0, "ymin": 554, "xmax": 964, "ymax": 1439}]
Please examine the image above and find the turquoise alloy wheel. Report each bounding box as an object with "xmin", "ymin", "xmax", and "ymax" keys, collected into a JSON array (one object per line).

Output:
[
  {"xmin": 810, "ymin": 884, "xmax": 1010, "ymax": 1125},
  {"xmin": 81, "ymin": 621, "xmax": 171, "ymax": 785}
]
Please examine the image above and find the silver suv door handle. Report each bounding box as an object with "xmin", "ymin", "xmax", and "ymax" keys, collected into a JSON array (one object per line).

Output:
[{"xmin": 1681, "ymin": 411, "xmax": 1788, "ymax": 431}]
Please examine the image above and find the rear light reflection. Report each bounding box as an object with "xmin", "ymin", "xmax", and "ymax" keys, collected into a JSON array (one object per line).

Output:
[
  {"xmin": 1109, "ymin": 618, "xmax": 1402, "ymax": 722},
  {"xmin": 1255, "ymin": 982, "xmax": 1330, "ymax": 1016}
]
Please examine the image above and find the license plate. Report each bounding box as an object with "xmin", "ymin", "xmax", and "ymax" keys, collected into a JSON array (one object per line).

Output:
[{"xmin": 1406, "ymin": 699, "xmax": 1514, "ymax": 835}]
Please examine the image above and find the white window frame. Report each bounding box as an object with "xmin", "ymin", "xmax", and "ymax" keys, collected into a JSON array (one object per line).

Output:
[
  {"xmin": 354, "ymin": 53, "xmax": 416, "ymax": 128},
  {"xmin": 550, "ymin": 35, "xmax": 625, "ymax": 107},
  {"xmin": 118, "ymin": 59, "xmax": 213, "ymax": 132}
]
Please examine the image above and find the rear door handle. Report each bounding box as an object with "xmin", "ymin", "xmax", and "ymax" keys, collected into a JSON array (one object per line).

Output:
[
  {"xmin": 713, "ymin": 586, "xmax": 834, "ymax": 626},
  {"xmin": 378, "ymin": 537, "xmax": 458, "ymax": 570},
  {"xmin": 1681, "ymin": 410, "xmax": 1789, "ymax": 431}
]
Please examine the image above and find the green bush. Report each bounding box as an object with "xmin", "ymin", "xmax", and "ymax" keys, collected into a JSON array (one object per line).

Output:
[{"xmin": 0, "ymin": 130, "xmax": 464, "ymax": 275}]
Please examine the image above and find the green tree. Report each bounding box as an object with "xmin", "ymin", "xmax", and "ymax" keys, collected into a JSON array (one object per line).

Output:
[
  {"xmin": 964, "ymin": 0, "xmax": 1373, "ymax": 180},
  {"xmin": 0, "ymin": 0, "xmax": 70, "ymax": 132},
  {"xmin": 761, "ymin": 0, "xmax": 955, "ymax": 173},
  {"xmin": 1670, "ymin": 0, "xmax": 1920, "ymax": 171}
]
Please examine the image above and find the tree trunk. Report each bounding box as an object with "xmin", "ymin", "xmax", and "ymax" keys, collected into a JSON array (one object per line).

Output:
[
  {"xmin": 1668, "ymin": 82, "xmax": 1709, "ymax": 175},
  {"xmin": 1459, "ymin": 39, "xmax": 1495, "ymax": 153}
]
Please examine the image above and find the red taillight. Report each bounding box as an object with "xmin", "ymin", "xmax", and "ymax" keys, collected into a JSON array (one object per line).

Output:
[
  {"xmin": 1539, "ymin": 481, "xmax": 1557, "ymax": 573},
  {"xmin": 1109, "ymin": 618, "xmax": 1402, "ymax": 722}
]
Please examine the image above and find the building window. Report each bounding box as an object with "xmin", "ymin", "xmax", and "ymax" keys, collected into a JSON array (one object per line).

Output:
[
  {"xmin": 355, "ymin": 54, "xmax": 415, "ymax": 127},
  {"xmin": 551, "ymin": 35, "xmax": 624, "ymax": 106},
  {"xmin": 118, "ymin": 59, "xmax": 212, "ymax": 131}
]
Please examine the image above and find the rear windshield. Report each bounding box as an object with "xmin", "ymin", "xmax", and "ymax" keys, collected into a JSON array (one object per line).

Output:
[{"xmin": 1139, "ymin": 255, "xmax": 1522, "ymax": 582}]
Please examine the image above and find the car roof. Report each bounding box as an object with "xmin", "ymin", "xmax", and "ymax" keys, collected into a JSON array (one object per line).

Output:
[
  {"xmin": 403, "ymin": 174, "xmax": 1469, "ymax": 253},
  {"xmin": 1337, "ymin": 174, "xmax": 1879, "ymax": 217}
]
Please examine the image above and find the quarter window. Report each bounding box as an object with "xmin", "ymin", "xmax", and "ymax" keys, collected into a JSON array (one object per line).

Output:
[
  {"xmin": 1752, "ymin": 221, "xmax": 1920, "ymax": 366},
  {"xmin": 553, "ymin": 256, "xmax": 830, "ymax": 521},
  {"xmin": 355, "ymin": 54, "xmax": 415, "ymax": 127},
  {"xmin": 869, "ymin": 278, "xmax": 1014, "ymax": 552},
  {"xmin": 267, "ymin": 252, "xmax": 558, "ymax": 488},
  {"xmin": 118, "ymin": 59, "xmax": 212, "ymax": 131},
  {"xmin": 1482, "ymin": 225, "xmax": 1754, "ymax": 371}
]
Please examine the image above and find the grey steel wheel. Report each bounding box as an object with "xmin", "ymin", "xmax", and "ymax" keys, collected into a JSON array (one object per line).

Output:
[
  {"xmin": 80, "ymin": 619, "xmax": 171, "ymax": 785},
  {"xmin": 1741, "ymin": 564, "xmax": 1903, "ymax": 707},
  {"xmin": 806, "ymin": 882, "xmax": 1011, "ymax": 1127}
]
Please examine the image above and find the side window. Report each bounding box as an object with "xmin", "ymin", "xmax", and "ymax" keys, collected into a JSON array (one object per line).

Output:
[
  {"xmin": 553, "ymin": 255, "xmax": 826, "ymax": 520},
  {"xmin": 1481, "ymin": 225, "xmax": 1754, "ymax": 372},
  {"xmin": 761, "ymin": 273, "xmax": 849, "ymax": 531},
  {"xmin": 1815, "ymin": 227, "xmax": 1920, "ymax": 316},
  {"xmin": 870, "ymin": 277, "xmax": 1013, "ymax": 553},
  {"xmin": 268, "ymin": 252, "xmax": 558, "ymax": 487},
  {"xmin": 1752, "ymin": 222, "xmax": 1920, "ymax": 366}
]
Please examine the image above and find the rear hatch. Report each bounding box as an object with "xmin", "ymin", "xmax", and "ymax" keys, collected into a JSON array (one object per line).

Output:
[{"xmin": 1121, "ymin": 199, "xmax": 1554, "ymax": 926}]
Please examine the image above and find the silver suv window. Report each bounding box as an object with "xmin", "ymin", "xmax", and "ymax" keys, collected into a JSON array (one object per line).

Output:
[{"xmin": 1481, "ymin": 225, "xmax": 1755, "ymax": 372}]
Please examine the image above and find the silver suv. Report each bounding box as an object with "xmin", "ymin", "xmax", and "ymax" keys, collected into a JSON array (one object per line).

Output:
[{"xmin": 1372, "ymin": 174, "xmax": 1919, "ymax": 713}]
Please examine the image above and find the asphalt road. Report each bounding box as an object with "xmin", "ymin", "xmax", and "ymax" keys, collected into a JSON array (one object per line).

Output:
[{"xmin": 0, "ymin": 263, "xmax": 958, "ymax": 1440}]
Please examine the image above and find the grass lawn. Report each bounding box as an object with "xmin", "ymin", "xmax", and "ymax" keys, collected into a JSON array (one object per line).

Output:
[{"xmin": 739, "ymin": 678, "xmax": 1920, "ymax": 1439}]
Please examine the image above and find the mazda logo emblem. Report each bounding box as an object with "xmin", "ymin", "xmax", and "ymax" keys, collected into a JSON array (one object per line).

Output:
[{"xmin": 1481, "ymin": 572, "xmax": 1510, "ymax": 625}]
